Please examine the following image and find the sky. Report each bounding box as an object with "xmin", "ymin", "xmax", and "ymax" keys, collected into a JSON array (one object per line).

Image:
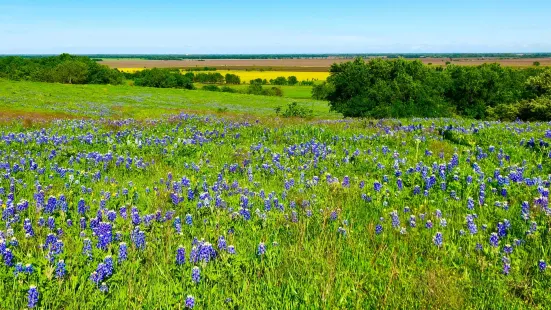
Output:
[{"xmin": 1, "ymin": 0, "xmax": 551, "ymax": 54}]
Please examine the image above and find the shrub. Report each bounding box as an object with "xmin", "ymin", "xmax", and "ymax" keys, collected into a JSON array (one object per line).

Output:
[
  {"xmin": 220, "ymin": 86, "xmax": 238, "ymax": 93},
  {"xmin": 202, "ymin": 85, "xmax": 220, "ymax": 92},
  {"xmin": 311, "ymin": 82, "xmax": 334, "ymax": 100},
  {"xmin": 278, "ymin": 102, "xmax": 314, "ymax": 118}
]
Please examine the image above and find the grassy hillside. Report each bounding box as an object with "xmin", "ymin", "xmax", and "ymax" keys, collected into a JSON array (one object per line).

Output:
[{"xmin": 0, "ymin": 79, "xmax": 336, "ymax": 119}]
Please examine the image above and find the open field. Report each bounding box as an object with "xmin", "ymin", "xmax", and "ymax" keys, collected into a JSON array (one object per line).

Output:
[
  {"xmin": 195, "ymin": 84, "xmax": 314, "ymax": 99},
  {"xmin": 0, "ymin": 79, "xmax": 333, "ymax": 120},
  {"xmin": 102, "ymin": 57, "xmax": 551, "ymax": 70},
  {"xmin": 1, "ymin": 79, "xmax": 551, "ymax": 309},
  {"xmin": 119, "ymin": 68, "xmax": 329, "ymax": 83}
]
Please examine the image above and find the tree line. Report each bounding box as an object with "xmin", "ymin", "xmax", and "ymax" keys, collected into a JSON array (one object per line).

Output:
[
  {"xmin": 0, "ymin": 54, "xmax": 124, "ymax": 85},
  {"xmin": 317, "ymin": 58, "xmax": 551, "ymax": 121}
]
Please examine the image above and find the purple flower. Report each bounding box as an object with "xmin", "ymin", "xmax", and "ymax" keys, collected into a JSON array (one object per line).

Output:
[
  {"xmin": 176, "ymin": 246, "xmax": 186, "ymax": 265},
  {"xmin": 118, "ymin": 242, "xmax": 128, "ymax": 263},
  {"xmin": 433, "ymin": 232, "xmax": 443, "ymax": 247},
  {"xmin": 539, "ymin": 260, "xmax": 547, "ymax": 272},
  {"xmin": 185, "ymin": 295, "xmax": 195, "ymax": 308},
  {"xmin": 100, "ymin": 282, "xmax": 108, "ymax": 293},
  {"xmin": 55, "ymin": 260, "xmax": 66, "ymax": 278},
  {"xmin": 490, "ymin": 233, "xmax": 499, "ymax": 247},
  {"xmin": 375, "ymin": 224, "xmax": 383, "ymax": 235},
  {"xmin": 257, "ymin": 242, "xmax": 266, "ymax": 256},
  {"xmin": 191, "ymin": 266, "xmax": 200, "ymax": 284},
  {"xmin": 28, "ymin": 286, "xmax": 39, "ymax": 308},
  {"xmin": 217, "ymin": 236, "xmax": 227, "ymax": 250},
  {"xmin": 227, "ymin": 245, "xmax": 236, "ymax": 255}
]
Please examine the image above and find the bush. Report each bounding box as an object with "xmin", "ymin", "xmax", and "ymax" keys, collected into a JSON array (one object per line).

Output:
[
  {"xmin": 311, "ymin": 82, "xmax": 335, "ymax": 100},
  {"xmin": 271, "ymin": 76, "xmax": 287, "ymax": 85},
  {"xmin": 220, "ymin": 86, "xmax": 238, "ymax": 93},
  {"xmin": 287, "ymin": 76, "xmax": 298, "ymax": 85},
  {"xmin": 245, "ymin": 84, "xmax": 282, "ymax": 97},
  {"xmin": 516, "ymin": 96, "xmax": 551, "ymax": 121},
  {"xmin": 277, "ymin": 102, "xmax": 314, "ymax": 118},
  {"xmin": 202, "ymin": 85, "xmax": 220, "ymax": 92},
  {"xmin": 134, "ymin": 68, "xmax": 194, "ymax": 89},
  {"xmin": 225, "ymin": 74, "xmax": 241, "ymax": 84}
]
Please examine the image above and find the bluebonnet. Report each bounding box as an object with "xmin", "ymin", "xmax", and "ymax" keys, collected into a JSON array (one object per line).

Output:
[
  {"xmin": 83, "ymin": 238, "xmax": 92, "ymax": 259},
  {"xmin": 176, "ymin": 246, "xmax": 186, "ymax": 265},
  {"xmin": 185, "ymin": 295, "xmax": 195, "ymax": 308},
  {"xmin": 55, "ymin": 260, "xmax": 66, "ymax": 278},
  {"xmin": 191, "ymin": 266, "xmax": 200, "ymax": 284},
  {"xmin": 490, "ymin": 233, "xmax": 499, "ymax": 247},
  {"xmin": 217, "ymin": 236, "xmax": 227, "ymax": 250},
  {"xmin": 539, "ymin": 260, "xmax": 547, "ymax": 272},
  {"xmin": 118, "ymin": 242, "xmax": 128, "ymax": 263},
  {"xmin": 433, "ymin": 232, "xmax": 443, "ymax": 247},
  {"xmin": 28, "ymin": 286, "xmax": 39, "ymax": 308},
  {"xmin": 375, "ymin": 224, "xmax": 383, "ymax": 235},
  {"xmin": 100, "ymin": 282, "xmax": 108, "ymax": 293},
  {"xmin": 185, "ymin": 214, "xmax": 193, "ymax": 225},
  {"xmin": 257, "ymin": 242, "xmax": 266, "ymax": 256}
]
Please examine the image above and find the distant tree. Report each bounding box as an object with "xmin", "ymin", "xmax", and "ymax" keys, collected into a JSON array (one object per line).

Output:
[
  {"xmin": 225, "ymin": 73, "xmax": 241, "ymax": 84},
  {"xmin": 271, "ymin": 76, "xmax": 287, "ymax": 85},
  {"xmin": 287, "ymin": 76, "xmax": 298, "ymax": 85},
  {"xmin": 534, "ymin": 61, "xmax": 541, "ymax": 66},
  {"xmin": 54, "ymin": 61, "xmax": 88, "ymax": 84}
]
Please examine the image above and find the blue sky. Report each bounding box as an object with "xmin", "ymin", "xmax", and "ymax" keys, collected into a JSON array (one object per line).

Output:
[{"xmin": 1, "ymin": 0, "xmax": 550, "ymax": 54}]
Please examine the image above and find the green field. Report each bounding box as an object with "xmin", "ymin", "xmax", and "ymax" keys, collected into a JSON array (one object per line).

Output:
[
  {"xmin": 1, "ymin": 79, "xmax": 551, "ymax": 309},
  {"xmin": 196, "ymin": 84, "xmax": 315, "ymax": 100},
  {"xmin": 0, "ymin": 79, "xmax": 335, "ymax": 119}
]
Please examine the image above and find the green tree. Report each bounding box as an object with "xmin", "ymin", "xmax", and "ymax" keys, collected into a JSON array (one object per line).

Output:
[
  {"xmin": 525, "ymin": 69, "xmax": 551, "ymax": 97},
  {"xmin": 311, "ymin": 82, "xmax": 335, "ymax": 100},
  {"xmin": 271, "ymin": 76, "xmax": 287, "ymax": 85},
  {"xmin": 326, "ymin": 58, "xmax": 448, "ymax": 117},
  {"xmin": 225, "ymin": 73, "xmax": 241, "ymax": 84},
  {"xmin": 287, "ymin": 76, "xmax": 298, "ymax": 85},
  {"xmin": 54, "ymin": 60, "xmax": 88, "ymax": 84}
]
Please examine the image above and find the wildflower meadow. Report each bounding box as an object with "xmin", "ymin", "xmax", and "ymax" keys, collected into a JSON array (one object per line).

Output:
[{"xmin": 1, "ymin": 113, "xmax": 550, "ymax": 308}]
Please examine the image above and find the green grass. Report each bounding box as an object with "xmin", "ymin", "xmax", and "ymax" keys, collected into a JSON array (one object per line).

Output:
[
  {"xmin": 196, "ymin": 84, "xmax": 314, "ymax": 100},
  {"xmin": 1, "ymin": 79, "xmax": 550, "ymax": 309},
  {"xmin": 0, "ymin": 79, "xmax": 336, "ymax": 119}
]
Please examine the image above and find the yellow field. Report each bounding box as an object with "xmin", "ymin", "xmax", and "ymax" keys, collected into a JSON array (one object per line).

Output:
[{"xmin": 117, "ymin": 68, "xmax": 329, "ymax": 82}]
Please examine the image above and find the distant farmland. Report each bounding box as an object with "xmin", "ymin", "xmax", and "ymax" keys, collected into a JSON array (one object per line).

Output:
[
  {"xmin": 118, "ymin": 68, "xmax": 329, "ymax": 83},
  {"xmin": 101, "ymin": 57, "xmax": 551, "ymax": 70}
]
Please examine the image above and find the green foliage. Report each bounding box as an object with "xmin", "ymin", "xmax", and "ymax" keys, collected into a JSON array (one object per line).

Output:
[
  {"xmin": 246, "ymin": 84, "xmax": 282, "ymax": 97},
  {"xmin": 201, "ymin": 85, "xmax": 220, "ymax": 92},
  {"xmin": 270, "ymin": 76, "xmax": 287, "ymax": 85},
  {"xmin": 277, "ymin": 101, "xmax": 314, "ymax": 118},
  {"xmin": 327, "ymin": 58, "xmax": 450, "ymax": 118},
  {"xmin": 0, "ymin": 54, "xmax": 124, "ymax": 85},
  {"xmin": 516, "ymin": 96, "xmax": 551, "ymax": 121},
  {"xmin": 325, "ymin": 58, "xmax": 549, "ymax": 120},
  {"xmin": 525, "ymin": 69, "xmax": 551, "ymax": 97},
  {"xmin": 250, "ymin": 78, "xmax": 268, "ymax": 85},
  {"xmin": 53, "ymin": 60, "xmax": 89, "ymax": 84},
  {"xmin": 311, "ymin": 81, "xmax": 335, "ymax": 100},
  {"xmin": 287, "ymin": 76, "xmax": 298, "ymax": 85},
  {"xmin": 134, "ymin": 68, "xmax": 194, "ymax": 89},
  {"xmin": 225, "ymin": 73, "xmax": 241, "ymax": 85},
  {"xmin": 193, "ymin": 72, "xmax": 224, "ymax": 84},
  {"xmin": 220, "ymin": 86, "xmax": 238, "ymax": 93},
  {"xmin": 533, "ymin": 61, "xmax": 541, "ymax": 66}
]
